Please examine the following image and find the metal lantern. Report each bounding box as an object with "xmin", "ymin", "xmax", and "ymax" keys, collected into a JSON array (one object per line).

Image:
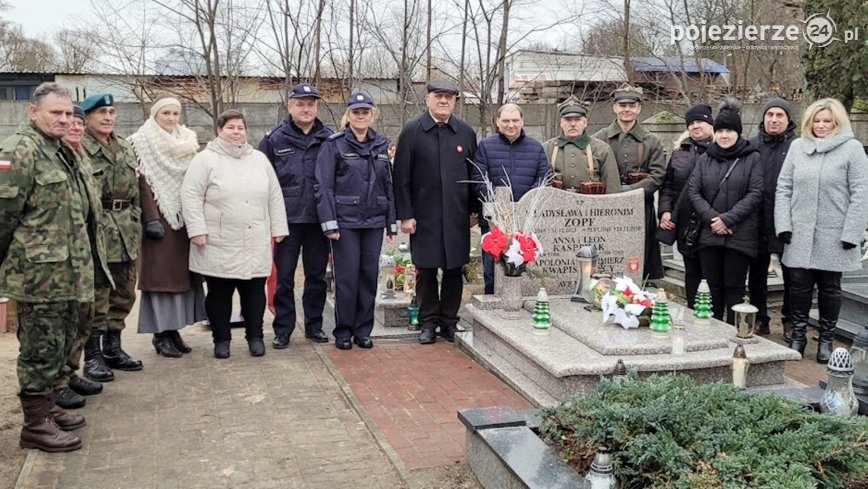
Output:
[
  {"xmin": 379, "ymin": 254, "xmax": 396, "ymax": 299},
  {"xmin": 571, "ymin": 246, "xmax": 598, "ymax": 303},
  {"xmin": 585, "ymin": 447, "xmax": 617, "ymax": 489},
  {"xmin": 731, "ymin": 297, "xmax": 758, "ymax": 339},
  {"xmin": 849, "ymin": 325, "xmax": 868, "ymax": 396},
  {"xmin": 732, "ymin": 344, "xmax": 749, "ymax": 389},
  {"xmin": 821, "ymin": 347, "xmax": 859, "ymax": 417}
]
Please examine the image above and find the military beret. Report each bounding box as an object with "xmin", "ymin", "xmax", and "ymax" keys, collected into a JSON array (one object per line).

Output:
[
  {"xmin": 72, "ymin": 105, "xmax": 86, "ymax": 121},
  {"xmin": 426, "ymin": 80, "xmax": 460, "ymax": 96},
  {"xmin": 288, "ymin": 83, "xmax": 320, "ymax": 99},
  {"xmin": 347, "ymin": 91, "xmax": 375, "ymax": 109},
  {"xmin": 80, "ymin": 93, "xmax": 114, "ymax": 113},
  {"xmin": 613, "ymin": 84, "xmax": 643, "ymax": 103}
]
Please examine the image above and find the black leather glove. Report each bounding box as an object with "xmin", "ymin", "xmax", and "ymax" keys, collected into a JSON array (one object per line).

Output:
[
  {"xmin": 777, "ymin": 232, "xmax": 792, "ymax": 244},
  {"xmin": 144, "ymin": 220, "xmax": 165, "ymax": 240},
  {"xmin": 842, "ymin": 241, "xmax": 857, "ymax": 250}
]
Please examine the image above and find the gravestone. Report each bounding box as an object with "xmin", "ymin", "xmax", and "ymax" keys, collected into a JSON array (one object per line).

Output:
[{"xmin": 487, "ymin": 186, "xmax": 645, "ymax": 296}]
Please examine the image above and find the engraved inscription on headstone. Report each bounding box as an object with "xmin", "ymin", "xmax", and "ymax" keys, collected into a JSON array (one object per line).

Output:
[{"xmin": 504, "ymin": 186, "xmax": 645, "ymax": 295}]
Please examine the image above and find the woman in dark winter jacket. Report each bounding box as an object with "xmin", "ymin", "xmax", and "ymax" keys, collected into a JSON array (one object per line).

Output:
[
  {"xmin": 658, "ymin": 104, "xmax": 714, "ymax": 307},
  {"xmin": 687, "ymin": 99, "xmax": 764, "ymax": 324}
]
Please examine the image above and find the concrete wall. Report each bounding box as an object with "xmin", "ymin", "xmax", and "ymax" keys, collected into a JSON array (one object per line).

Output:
[{"xmin": 2, "ymin": 100, "xmax": 864, "ymax": 150}]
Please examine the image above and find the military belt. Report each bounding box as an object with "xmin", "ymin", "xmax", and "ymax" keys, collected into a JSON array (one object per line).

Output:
[{"xmin": 102, "ymin": 199, "xmax": 131, "ymax": 211}]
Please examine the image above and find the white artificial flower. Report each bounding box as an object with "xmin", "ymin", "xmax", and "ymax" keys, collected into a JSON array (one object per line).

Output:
[{"xmin": 504, "ymin": 239, "xmax": 525, "ymax": 266}]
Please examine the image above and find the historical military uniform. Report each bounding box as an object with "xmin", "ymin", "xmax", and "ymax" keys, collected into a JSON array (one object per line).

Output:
[
  {"xmin": 81, "ymin": 94, "xmax": 143, "ymax": 377},
  {"xmin": 592, "ymin": 86, "xmax": 666, "ymax": 280},
  {"xmin": 0, "ymin": 118, "xmax": 111, "ymax": 451}
]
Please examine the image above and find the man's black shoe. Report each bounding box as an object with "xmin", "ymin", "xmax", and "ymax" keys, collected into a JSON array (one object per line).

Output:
[
  {"xmin": 335, "ymin": 338, "xmax": 353, "ymax": 350},
  {"xmin": 354, "ymin": 337, "xmax": 373, "ymax": 348},
  {"xmin": 439, "ymin": 325, "xmax": 455, "ymax": 343},
  {"xmin": 68, "ymin": 375, "xmax": 102, "ymax": 396},
  {"xmin": 54, "ymin": 388, "xmax": 85, "ymax": 409},
  {"xmin": 214, "ymin": 341, "xmax": 231, "ymax": 359},
  {"xmin": 272, "ymin": 335, "xmax": 290, "ymax": 349},
  {"xmin": 305, "ymin": 329, "xmax": 329, "ymax": 343},
  {"xmin": 248, "ymin": 338, "xmax": 266, "ymax": 357},
  {"xmin": 419, "ymin": 329, "xmax": 436, "ymax": 345}
]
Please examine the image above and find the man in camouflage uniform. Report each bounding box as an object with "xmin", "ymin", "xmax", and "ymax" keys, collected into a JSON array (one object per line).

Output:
[
  {"xmin": 81, "ymin": 93, "xmax": 143, "ymax": 380},
  {"xmin": 52, "ymin": 105, "xmax": 113, "ymax": 410},
  {"xmin": 0, "ymin": 83, "xmax": 111, "ymax": 452},
  {"xmin": 592, "ymin": 84, "xmax": 666, "ymax": 280}
]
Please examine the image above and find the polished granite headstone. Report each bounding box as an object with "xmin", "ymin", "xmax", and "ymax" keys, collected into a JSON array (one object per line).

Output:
[
  {"xmin": 489, "ymin": 186, "xmax": 645, "ymax": 297},
  {"xmin": 458, "ymin": 297, "xmax": 803, "ymax": 406}
]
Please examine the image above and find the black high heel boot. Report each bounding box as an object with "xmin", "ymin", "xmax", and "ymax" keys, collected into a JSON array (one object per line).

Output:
[
  {"xmin": 168, "ymin": 330, "xmax": 192, "ymax": 353},
  {"xmin": 152, "ymin": 332, "xmax": 182, "ymax": 358}
]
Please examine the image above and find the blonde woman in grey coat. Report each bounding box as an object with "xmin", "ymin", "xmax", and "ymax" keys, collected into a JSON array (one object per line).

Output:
[{"xmin": 774, "ymin": 98, "xmax": 868, "ymax": 363}]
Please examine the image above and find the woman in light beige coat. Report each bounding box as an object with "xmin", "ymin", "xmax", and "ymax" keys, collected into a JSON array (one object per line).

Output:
[{"xmin": 182, "ymin": 110, "xmax": 288, "ymax": 359}]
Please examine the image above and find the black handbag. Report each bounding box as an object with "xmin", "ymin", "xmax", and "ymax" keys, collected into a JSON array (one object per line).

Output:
[{"xmin": 681, "ymin": 158, "xmax": 740, "ymax": 248}]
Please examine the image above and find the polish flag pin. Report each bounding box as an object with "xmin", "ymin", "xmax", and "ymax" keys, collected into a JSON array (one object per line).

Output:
[
  {"xmin": 456, "ymin": 145, "xmax": 464, "ymax": 153},
  {"xmin": 0, "ymin": 160, "xmax": 11, "ymax": 171}
]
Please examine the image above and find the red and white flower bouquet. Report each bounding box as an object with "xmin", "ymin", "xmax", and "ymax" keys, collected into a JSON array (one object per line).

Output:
[{"xmin": 481, "ymin": 226, "xmax": 544, "ymax": 276}]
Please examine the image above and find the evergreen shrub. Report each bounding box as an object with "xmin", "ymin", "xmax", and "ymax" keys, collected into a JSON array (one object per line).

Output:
[{"xmin": 538, "ymin": 373, "xmax": 868, "ymax": 488}]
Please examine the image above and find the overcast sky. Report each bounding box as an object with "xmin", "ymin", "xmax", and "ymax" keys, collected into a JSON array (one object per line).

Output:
[{"xmin": 5, "ymin": 0, "xmax": 84, "ymax": 36}]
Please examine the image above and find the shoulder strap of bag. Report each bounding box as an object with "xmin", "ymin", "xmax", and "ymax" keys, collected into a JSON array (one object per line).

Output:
[
  {"xmin": 585, "ymin": 145, "xmax": 594, "ymax": 178},
  {"xmin": 637, "ymin": 141, "xmax": 644, "ymax": 166},
  {"xmin": 707, "ymin": 158, "xmax": 740, "ymax": 206},
  {"xmin": 550, "ymin": 145, "xmax": 559, "ymax": 170}
]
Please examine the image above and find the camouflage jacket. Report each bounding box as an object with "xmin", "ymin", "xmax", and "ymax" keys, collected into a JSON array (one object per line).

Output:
[
  {"xmin": 0, "ymin": 122, "xmax": 111, "ymax": 302},
  {"xmin": 593, "ymin": 120, "xmax": 666, "ymax": 195},
  {"xmin": 83, "ymin": 131, "xmax": 142, "ymax": 263}
]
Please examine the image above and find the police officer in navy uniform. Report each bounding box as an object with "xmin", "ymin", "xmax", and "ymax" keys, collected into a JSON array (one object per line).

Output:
[
  {"xmin": 259, "ymin": 83, "xmax": 334, "ymax": 348},
  {"xmin": 315, "ymin": 91, "xmax": 396, "ymax": 350}
]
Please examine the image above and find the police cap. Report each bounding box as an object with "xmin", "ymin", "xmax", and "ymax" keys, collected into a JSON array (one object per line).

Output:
[{"xmin": 288, "ymin": 83, "xmax": 321, "ymax": 99}]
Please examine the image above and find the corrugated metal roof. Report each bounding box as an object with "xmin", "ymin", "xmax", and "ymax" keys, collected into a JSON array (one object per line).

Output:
[{"xmin": 631, "ymin": 57, "xmax": 730, "ymax": 74}]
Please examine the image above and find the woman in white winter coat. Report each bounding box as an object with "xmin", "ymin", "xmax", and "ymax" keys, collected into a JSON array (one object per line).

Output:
[
  {"xmin": 775, "ymin": 98, "xmax": 868, "ymax": 363},
  {"xmin": 182, "ymin": 110, "xmax": 289, "ymax": 359}
]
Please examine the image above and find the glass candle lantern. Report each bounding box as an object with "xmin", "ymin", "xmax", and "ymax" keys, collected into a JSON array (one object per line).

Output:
[
  {"xmin": 402, "ymin": 263, "xmax": 416, "ymax": 295},
  {"xmin": 585, "ymin": 447, "xmax": 616, "ymax": 489},
  {"xmin": 379, "ymin": 254, "xmax": 396, "ymax": 299},
  {"xmin": 571, "ymin": 246, "xmax": 598, "ymax": 303},
  {"xmin": 407, "ymin": 293, "xmax": 420, "ymax": 330},
  {"xmin": 671, "ymin": 322, "xmax": 686, "ymax": 355},
  {"xmin": 849, "ymin": 326, "xmax": 868, "ymax": 396},
  {"xmin": 732, "ymin": 344, "xmax": 749, "ymax": 389},
  {"xmin": 731, "ymin": 298, "xmax": 758, "ymax": 339},
  {"xmin": 821, "ymin": 347, "xmax": 859, "ymax": 417}
]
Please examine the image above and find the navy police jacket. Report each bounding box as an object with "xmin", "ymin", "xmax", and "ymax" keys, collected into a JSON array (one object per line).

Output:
[
  {"xmin": 314, "ymin": 127, "xmax": 397, "ymax": 235},
  {"xmin": 258, "ymin": 116, "xmax": 333, "ymax": 224}
]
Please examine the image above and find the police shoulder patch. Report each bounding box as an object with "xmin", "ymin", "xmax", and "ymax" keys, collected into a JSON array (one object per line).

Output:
[{"xmin": 327, "ymin": 132, "xmax": 343, "ymax": 141}]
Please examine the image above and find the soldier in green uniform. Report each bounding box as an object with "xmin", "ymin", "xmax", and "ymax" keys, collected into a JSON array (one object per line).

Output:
[
  {"xmin": 52, "ymin": 105, "xmax": 114, "ymax": 409},
  {"xmin": 81, "ymin": 93, "xmax": 144, "ymax": 379},
  {"xmin": 592, "ymin": 84, "xmax": 666, "ymax": 280},
  {"xmin": 542, "ymin": 96, "xmax": 620, "ymax": 194},
  {"xmin": 0, "ymin": 83, "xmax": 111, "ymax": 452}
]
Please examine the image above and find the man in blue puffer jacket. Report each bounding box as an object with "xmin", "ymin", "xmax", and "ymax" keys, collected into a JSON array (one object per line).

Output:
[{"xmin": 471, "ymin": 103, "xmax": 550, "ymax": 294}]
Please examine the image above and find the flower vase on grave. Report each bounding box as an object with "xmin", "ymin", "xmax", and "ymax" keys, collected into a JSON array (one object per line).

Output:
[
  {"xmin": 499, "ymin": 262, "xmax": 527, "ymax": 312},
  {"xmin": 650, "ymin": 289, "xmax": 671, "ymax": 335},
  {"xmin": 693, "ymin": 279, "xmax": 712, "ymax": 326},
  {"xmin": 532, "ymin": 288, "xmax": 551, "ymax": 329}
]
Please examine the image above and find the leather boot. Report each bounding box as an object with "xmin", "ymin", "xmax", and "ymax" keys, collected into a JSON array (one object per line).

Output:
[
  {"xmin": 153, "ymin": 332, "xmax": 182, "ymax": 358},
  {"xmin": 419, "ymin": 328, "xmax": 436, "ymax": 345},
  {"xmin": 69, "ymin": 374, "xmax": 103, "ymax": 396},
  {"xmin": 167, "ymin": 330, "xmax": 192, "ymax": 353},
  {"xmin": 815, "ymin": 274, "xmax": 842, "ymax": 364},
  {"xmin": 752, "ymin": 317, "xmax": 770, "ymax": 336},
  {"xmin": 47, "ymin": 393, "xmax": 86, "ymax": 431},
  {"xmin": 84, "ymin": 333, "xmax": 114, "ymax": 382},
  {"xmin": 19, "ymin": 396, "xmax": 82, "ymax": 452},
  {"xmin": 102, "ymin": 330, "xmax": 143, "ymax": 371},
  {"xmin": 53, "ymin": 387, "xmax": 85, "ymax": 409},
  {"xmin": 782, "ymin": 321, "xmax": 794, "ymax": 343}
]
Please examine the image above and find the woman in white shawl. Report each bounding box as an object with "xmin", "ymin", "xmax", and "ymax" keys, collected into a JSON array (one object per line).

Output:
[{"xmin": 129, "ymin": 96, "xmax": 207, "ymax": 357}]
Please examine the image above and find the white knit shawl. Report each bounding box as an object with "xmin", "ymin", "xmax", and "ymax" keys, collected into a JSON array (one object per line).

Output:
[{"xmin": 129, "ymin": 118, "xmax": 200, "ymax": 230}]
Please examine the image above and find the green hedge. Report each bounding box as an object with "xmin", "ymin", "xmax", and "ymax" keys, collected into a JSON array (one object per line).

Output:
[{"xmin": 538, "ymin": 373, "xmax": 868, "ymax": 488}]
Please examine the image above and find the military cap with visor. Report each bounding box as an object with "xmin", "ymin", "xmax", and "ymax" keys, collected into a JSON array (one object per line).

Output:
[{"xmin": 613, "ymin": 84, "xmax": 643, "ymax": 104}]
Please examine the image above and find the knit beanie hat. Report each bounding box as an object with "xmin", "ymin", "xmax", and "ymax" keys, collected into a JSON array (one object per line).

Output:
[
  {"xmin": 714, "ymin": 98, "xmax": 742, "ymax": 134},
  {"xmin": 761, "ymin": 97, "xmax": 792, "ymax": 120},
  {"xmin": 685, "ymin": 104, "xmax": 713, "ymax": 127}
]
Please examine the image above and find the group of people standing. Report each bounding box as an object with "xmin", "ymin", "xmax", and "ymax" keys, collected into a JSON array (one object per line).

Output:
[{"xmin": 659, "ymin": 97, "xmax": 868, "ymax": 364}]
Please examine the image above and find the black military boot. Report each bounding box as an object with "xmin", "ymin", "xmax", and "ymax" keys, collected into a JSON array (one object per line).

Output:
[
  {"xmin": 68, "ymin": 374, "xmax": 103, "ymax": 396},
  {"xmin": 84, "ymin": 333, "xmax": 114, "ymax": 382},
  {"xmin": 102, "ymin": 330, "xmax": 143, "ymax": 371},
  {"xmin": 53, "ymin": 387, "xmax": 85, "ymax": 409},
  {"xmin": 19, "ymin": 396, "xmax": 82, "ymax": 452}
]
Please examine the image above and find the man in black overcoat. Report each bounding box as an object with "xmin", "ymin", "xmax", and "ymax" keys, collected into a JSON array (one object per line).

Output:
[{"xmin": 393, "ymin": 80, "xmax": 479, "ymax": 344}]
